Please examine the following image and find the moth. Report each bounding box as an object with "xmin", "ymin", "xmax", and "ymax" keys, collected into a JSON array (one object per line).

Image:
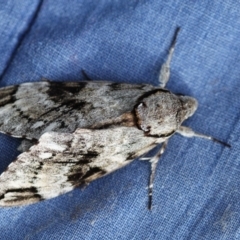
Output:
[{"xmin": 0, "ymin": 27, "xmax": 229, "ymax": 209}]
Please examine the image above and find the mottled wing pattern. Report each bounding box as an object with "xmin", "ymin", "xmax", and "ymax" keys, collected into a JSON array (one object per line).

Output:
[
  {"xmin": 0, "ymin": 81, "xmax": 155, "ymax": 139},
  {"xmin": 0, "ymin": 126, "xmax": 164, "ymax": 206}
]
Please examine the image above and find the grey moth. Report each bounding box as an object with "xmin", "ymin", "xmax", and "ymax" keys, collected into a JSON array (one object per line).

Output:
[{"xmin": 0, "ymin": 27, "xmax": 229, "ymax": 208}]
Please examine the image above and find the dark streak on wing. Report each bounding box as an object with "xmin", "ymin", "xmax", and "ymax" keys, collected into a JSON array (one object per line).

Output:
[
  {"xmin": 54, "ymin": 148, "xmax": 105, "ymax": 186},
  {"xmin": 35, "ymin": 162, "xmax": 43, "ymax": 171},
  {"xmin": 126, "ymin": 152, "xmax": 137, "ymax": 161},
  {"xmin": 0, "ymin": 85, "xmax": 18, "ymax": 106},
  {"xmin": 49, "ymin": 149, "xmax": 104, "ymax": 186},
  {"xmin": 81, "ymin": 151, "xmax": 99, "ymax": 158},
  {"xmin": 56, "ymin": 151, "xmax": 100, "ymax": 164},
  {"xmin": 43, "ymin": 82, "xmax": 89, "ymax": 125},
  {"xmin": 109, "ymin": 82, "xmax": 148, "ymax": 91},
  {"xmin": 68, "ymin": 167, "xmax": 106, "ymax": 186},
  {"xmin": 62, "ymin": 100, "xmax": 86, "ymax": 109},
  {"xmin": 0, "ymin": 187, "xmax": 42, "ymax": 203},
  {"xmin": 5, "ymin": 187, "xmax": 39, "ymax": 194},
  {"xmin": 109, "ymin": 83, "xmax": 122, "ymax": 91},
  {"xmin": 47, "ymin": 82, "xmax": 87, "ymax": 97},
  {"xmin": 81, "ymin": 167, "xmax": 106, "ymax": 182},
  {"xmin": 37, "ymin": 101, "xmax": 86, "ymax": 120}
]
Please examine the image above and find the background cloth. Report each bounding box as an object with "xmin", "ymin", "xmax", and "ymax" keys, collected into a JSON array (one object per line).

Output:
[{"xmin": 0, "ymin": 1, "xmax": 240, "ymax": 239}]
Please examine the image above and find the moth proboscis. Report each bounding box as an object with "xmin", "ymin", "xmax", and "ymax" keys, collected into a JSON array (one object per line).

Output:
[{"xmin": 0, "ymin": 27, "xmax": 230, "ymax": 209}]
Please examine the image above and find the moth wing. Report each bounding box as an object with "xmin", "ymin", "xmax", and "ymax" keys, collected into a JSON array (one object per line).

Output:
[
  {"xmin": 0, "ymin": 81, "xmax": 155, "ymax": 140},
  {"xmin": 0, "ymin": 127, "xmax": 159, "ymax": 206}
]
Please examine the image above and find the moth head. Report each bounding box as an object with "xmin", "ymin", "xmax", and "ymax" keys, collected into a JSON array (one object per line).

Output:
[
  {"xmin": 134, "ymin": 90, "xmax": 198, "ymax": 137},
  {"xmin": 178, "ymin": 95, "xmax": 198, "ymax": 119}
]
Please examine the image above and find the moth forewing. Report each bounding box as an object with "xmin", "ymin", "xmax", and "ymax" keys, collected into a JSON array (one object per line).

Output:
[{"xmin": 0, "ymin": 127, "xmax": 162, "ymax": 206}]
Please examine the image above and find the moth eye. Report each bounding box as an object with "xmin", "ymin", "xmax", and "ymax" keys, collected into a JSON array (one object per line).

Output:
[
  {"xmin": 141, "ymin": 125, "xmax": 151, "ymax": 133},
  {"xmin": 138, "ymin": 102, "xmax": 147, "ymax": 108}
]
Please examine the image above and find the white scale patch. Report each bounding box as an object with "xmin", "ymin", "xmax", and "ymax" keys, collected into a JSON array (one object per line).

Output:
[{"xmin": 31, "ymin": 121, "xmax": 45, "ymax": 129}]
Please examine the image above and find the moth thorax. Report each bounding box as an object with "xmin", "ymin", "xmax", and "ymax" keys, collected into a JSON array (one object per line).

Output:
[{"xmin": 134, "ymin": 91, "xmax": 198, "ymax": 137}]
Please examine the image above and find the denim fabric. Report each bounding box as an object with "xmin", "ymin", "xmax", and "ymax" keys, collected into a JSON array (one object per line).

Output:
[{"xmin": 0, "ymin": 0, "xmax": 240, "ymax": 239}]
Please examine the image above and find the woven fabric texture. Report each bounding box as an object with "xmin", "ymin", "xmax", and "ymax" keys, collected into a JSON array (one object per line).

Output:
[{"xmin": 0, "ymin": 1, "xmax": 240, "ymax": 239}]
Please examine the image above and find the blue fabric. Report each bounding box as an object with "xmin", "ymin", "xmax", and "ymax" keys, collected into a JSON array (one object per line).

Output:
[{"xmin": 0, "ymin": 0, "xmax": 240, "ymax": 239}]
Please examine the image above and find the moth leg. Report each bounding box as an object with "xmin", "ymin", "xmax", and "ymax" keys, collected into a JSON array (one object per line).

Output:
[
  {"xmin": 148, "ymin": 140, "xmax": 168, "ymax": 210},
  {"xmin": 139, "ymin": 152, "xmax": 151, "ymax": 161},
  {"xmin": 158, "ymin": 27, "xmax": 180, "ymax": 88},
  {"xmin": 177, "ymin": 126, "xmax": 231, "ymax": 148}
]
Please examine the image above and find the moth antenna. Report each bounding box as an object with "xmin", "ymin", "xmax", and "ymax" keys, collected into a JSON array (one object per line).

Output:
[
  {"xmin": 210, "ymin": 137, "xmax": 231, "ymax": 148},
  {"xmin": 148, "ymin": 140, "xmax": 168, "ymax": 210},
  {"xmin": 158, "ymin": 26, "xmax": 181, "ymax": 88},
  {"xmin": 177, "ymin": 126, "xmax": 231, "ymax": 148}
]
